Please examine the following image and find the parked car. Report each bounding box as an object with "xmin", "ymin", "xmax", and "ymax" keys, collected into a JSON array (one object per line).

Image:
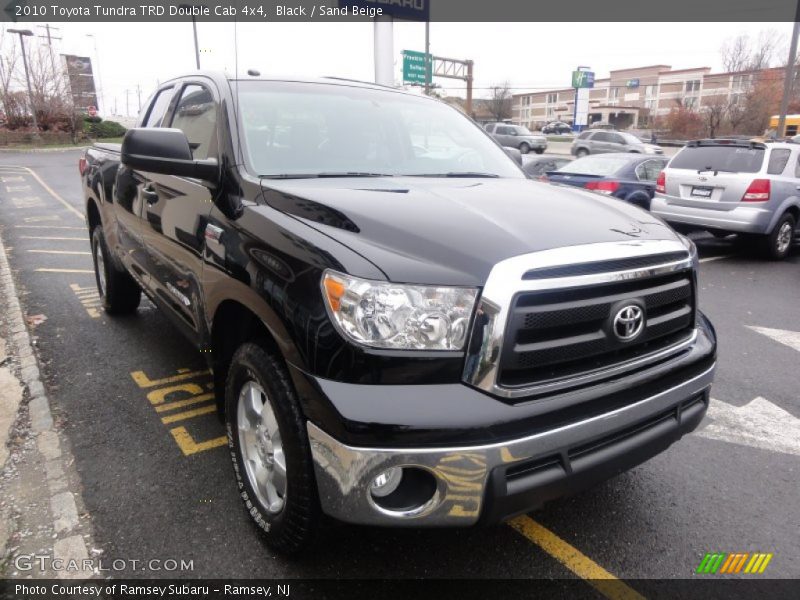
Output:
[
  {"xmin": 545, "ymin": 153, "xmax": 668, "ymax": 209},
  {"xmin": 572, "ymin": 130, "xmax": 664, "ymax": 157},
  {"xmin": 651, "ymin": 139, "xmax": 800, "ymax": 259},
  {"xmin": 485, "ymin": 122, "xmax": 547, "ymax": 154},
  {"xmin": 541, "ymin": 121, "xmax": 573, "ymax": 135},
  {"xmin": 80, "ymin": 72, "xmax": 716, "ymax": 554},
  {"xmin": 521, "ymin": 153, "xmax": 572, "ymax": 179}
]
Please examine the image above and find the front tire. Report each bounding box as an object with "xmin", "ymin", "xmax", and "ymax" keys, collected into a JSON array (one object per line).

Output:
[
  {"xmin": 534, "ymin": 148, "xmax": 544, "ymax": 154},
  {"xmin": 576, "ymin": 148, "xmax": 589, "ymax": 158},
  {"xmin": 225, "ymin": 342, "xmax": 320, "ymax": 554},
  {"xmin": 91, "ymin": 225, "xmax": 140, "ymax": 315},
  {"xmin": 519, "ymin": 142, "xmax": 530, "ymax": 154},
  {"xmin": 761, "ymin": 213, "xmax": 796, "ymax": 260}
]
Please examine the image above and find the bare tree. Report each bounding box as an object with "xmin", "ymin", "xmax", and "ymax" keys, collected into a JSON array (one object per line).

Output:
[
  {"xmin": 702, "ymin": 95, "xmax": 728, "ymax": 138},
  {"xmin": 721, "ymin": 34, "xmax": 751, "ymax": 73},
  {"xmin": 487, "ymin": 81, "xmax": 513, "ymax": 122},
  {"xmin": 0, "ymin": 31, "xmax": 20, "ymax": 122}
]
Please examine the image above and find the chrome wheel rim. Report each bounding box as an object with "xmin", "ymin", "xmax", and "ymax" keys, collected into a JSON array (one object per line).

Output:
[
  {"xmin": 776, "ymin": 222, "xmax": 793, "ymax": 255},
  {"xmin": 94, "ymin": 240, "xmax": 106, "ymax": 297},
  {"xmin": 237, "ymin": 380, "xmax": 286, "ymax": 515}
]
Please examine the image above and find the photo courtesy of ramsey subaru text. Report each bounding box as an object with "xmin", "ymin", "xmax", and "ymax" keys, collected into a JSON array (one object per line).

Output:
[{"xmin": 80, "ymin": 72, "xmax": 716, "ymax": 553}]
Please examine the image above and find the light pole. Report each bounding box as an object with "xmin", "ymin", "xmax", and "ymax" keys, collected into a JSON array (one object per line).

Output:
[
  {"xmin": 8, "ymin": 28, "xmax": 40, "ymax": 137},
  {"xmin": 179, "ymin": 4, "xmax": 201, "ymax": 69},
  {"xmin": 85, "ymin": 33, "xmax": 105, "ymax": 113}
]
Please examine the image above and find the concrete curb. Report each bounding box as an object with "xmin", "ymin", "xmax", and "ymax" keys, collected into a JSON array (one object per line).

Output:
[
  {"xmin": 0, "ymin": 228, "xmax": 92, "ymax": 578},
  {"xmin": 0, "ymin": 146, "xmax": 89, "ymax": 154}
]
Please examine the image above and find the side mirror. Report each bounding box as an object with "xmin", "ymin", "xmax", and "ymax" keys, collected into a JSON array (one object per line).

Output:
[
  {"xmin": 121, "ymin": 128, "xmax": 218, "ymax": 182},
  {"xmin": 504, "ymin": 147, "xmax": 523, "ymax": 166}
]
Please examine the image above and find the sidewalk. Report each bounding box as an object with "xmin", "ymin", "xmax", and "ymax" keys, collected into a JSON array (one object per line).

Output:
[{"xmin": 0, "ymin": 229, "xmax": 95, "ymax": 578}]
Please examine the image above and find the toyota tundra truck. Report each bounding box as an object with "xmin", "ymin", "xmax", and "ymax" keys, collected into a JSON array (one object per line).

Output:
[{"xmin": 80, "ymin": 72, "xmax": 717, "ymax": 554}]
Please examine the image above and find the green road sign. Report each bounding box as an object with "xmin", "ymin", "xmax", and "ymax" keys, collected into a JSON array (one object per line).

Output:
[
  {"xmin": 571, "ymin": 70, "xmax": 595, "ymax": 89},
  {"xmin": 403, "ymin": 50, "xmax": 432, "ymax": 85}
]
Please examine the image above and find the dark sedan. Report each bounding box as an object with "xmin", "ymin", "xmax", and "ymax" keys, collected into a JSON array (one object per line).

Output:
[
  {"xmin": 544, "ymin": 153, "xmax": 668, "ymax": 209},
  {"xmin": 521, "ymin": 153, "xmax": 572, "ymax": 179}
]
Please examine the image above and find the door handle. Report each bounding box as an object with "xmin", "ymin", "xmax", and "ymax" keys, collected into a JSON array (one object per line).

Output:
[{"xmin": 142, "ymin": 186, "xmax": 159, "ymax": 205}]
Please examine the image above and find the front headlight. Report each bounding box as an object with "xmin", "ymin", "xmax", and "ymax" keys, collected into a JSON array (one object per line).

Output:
[{"xmin": 321, "ymin": 270, "xmax": 478, "ymax": 350}]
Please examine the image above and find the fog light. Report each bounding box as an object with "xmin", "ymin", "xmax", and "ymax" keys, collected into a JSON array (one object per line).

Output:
[{"xmin": 370, "ymin": 467, "xmax": 403, "ymax": 498}]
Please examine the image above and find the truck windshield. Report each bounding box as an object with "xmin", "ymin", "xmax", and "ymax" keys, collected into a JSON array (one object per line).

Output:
[{"xmin": 235, "ymin": 81, "xmax": 524, "ymax": 178}]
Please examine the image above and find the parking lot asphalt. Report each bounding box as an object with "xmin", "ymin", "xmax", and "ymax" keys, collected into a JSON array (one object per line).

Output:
[{"xmin": 0, "ymin": 149, "xmax": 798, "ymax": 591}]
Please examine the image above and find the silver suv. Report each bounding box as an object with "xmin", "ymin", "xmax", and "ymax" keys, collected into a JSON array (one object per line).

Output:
[
  {"xmin": 485, "ymin": 123, "xmax": 547, "ymax": 154},
  {"xmin": 651, "ymin": 140, "xmax": 800, "ymax": 260},
  {"xmin": 571, "ymin": 130, "xmax": 663, "ymax": 157}
]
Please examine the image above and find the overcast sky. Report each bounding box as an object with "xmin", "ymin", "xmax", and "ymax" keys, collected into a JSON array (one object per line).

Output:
[{"xmin": 2, "ymin": 21, "xmax": 793, "ymax": 117}]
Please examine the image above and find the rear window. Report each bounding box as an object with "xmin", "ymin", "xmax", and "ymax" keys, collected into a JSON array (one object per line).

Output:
[
  {"xmin": 556, "ymin": 155, "xmax": 630, "ymax": 176},
  {"xmin": 669, "ymin": 145, "xmax": 765, "ymax": 173}
]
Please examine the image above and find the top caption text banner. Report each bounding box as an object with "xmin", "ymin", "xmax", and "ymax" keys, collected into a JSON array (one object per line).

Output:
[{"xmin": 1, "ymin": 0, "xmax": 797, "ymax": 22}]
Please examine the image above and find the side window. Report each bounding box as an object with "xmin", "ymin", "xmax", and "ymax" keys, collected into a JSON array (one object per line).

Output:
[
  {"xmin": 497, "ymin": 126, "xmax": 511, "ymax": 135},
  {"xmin": 608, "ymin": 133, "xmax": 625, "ymax": 145},
  {"xmin": 578, "ymin": 131, "xmax": 592, "ymax": 140},
  {"xmin": 767, "ymin": 149, "xmax": 791, "ymax": 175},
  {"xmin": 594, "ymin": 132, "xmax": 610, "ymax": 143},
  {"xmin": 795, "ymin": 152, "xmax": 800, "ymax": 178},
  {"xmin": 168, "ymin": 84, "xmax": 218, "ymax": 160},
  {"xmin": 636, "ymin": 159, "xmax": 667, "ymax": 181},
  {"xmin": 142, "ymin": 87, "xmax": 174, "ymax": 128}
]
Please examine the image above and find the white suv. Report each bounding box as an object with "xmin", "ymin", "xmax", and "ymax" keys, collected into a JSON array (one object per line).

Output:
[{"xmin": 651, "ymin": 140, "xmax": 800, "ymax": 260}]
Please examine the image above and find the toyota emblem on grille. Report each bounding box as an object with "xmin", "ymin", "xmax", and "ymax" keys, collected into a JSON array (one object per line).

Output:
[{"xmin": 613, "ymin": 305, "xmax": 644, "ymax": 341}]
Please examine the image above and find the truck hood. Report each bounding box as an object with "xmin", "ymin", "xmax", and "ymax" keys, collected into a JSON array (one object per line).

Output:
[{"xmin": 260, "ymin": 177, "xmax": 680, "ymax": 286}]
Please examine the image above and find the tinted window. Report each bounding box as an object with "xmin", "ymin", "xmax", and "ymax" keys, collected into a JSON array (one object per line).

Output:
[
  {"xmin": 142, "ymin": 87, "xmax": 174, "ymax": 127},
  {"xmin": 608, "ymin": 133, "xmax": 626, "ymax": 145},
  {"xmin": 496, "ymin": 126, "xmax": 512, "ymax": 135},
  {"xmin": 767, "ymin": 149, "xmax": 791, "ymax": 175},
  {"xmin": 169, "ymin": 84, "xmax": 217, "ymax": 160},
  {"xmin": 237, "ymin": 81, "xmax": 523, "ymax": 178},
  {"xmin": 635, "ymin": 159, "xmax": 668, "ymax": 181},
  {"xmin": 593, "ymin": 132, "xmax": 611, "ymax": 143},
  {"xmin": 795, "ymin": 153, "xmax": 800, "ymax": 177},
  {"xmin": 669, "ymin": 145, "xmax": 765, "ymax": 173},
  {"xmin": 578, "ymin": 131, "xmax": 592, "ymax": 140},
  {"xmin": 557, "ymin": 155, "xmax": 630, "ymax": 176}
]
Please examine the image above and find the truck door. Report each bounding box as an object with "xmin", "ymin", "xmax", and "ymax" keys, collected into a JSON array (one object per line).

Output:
[
  {"xmin": 113, "ymin": 85, "xmax": 175, "ymax": 284},
  {"xmin": 139, "ymin": 81, "xmax": 218, "ymax": 346}
]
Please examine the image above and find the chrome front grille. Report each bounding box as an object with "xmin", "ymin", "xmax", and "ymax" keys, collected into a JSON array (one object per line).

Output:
[
  {"xmin": 499, "ymin": 271, "xmax": 694, "ymax": 387},
  {"xmin": 462, "ymin": 240, "xmax": 697, "ymax": 400}
]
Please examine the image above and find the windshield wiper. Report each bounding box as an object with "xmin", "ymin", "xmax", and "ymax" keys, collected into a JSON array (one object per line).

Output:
[
  {"xmin": 408, "ymin": 172, "xmax": 500, "ymax": 178},
  {"xmin": 261, "ymin": 172, "xmax": 393, "ymax": 179}
]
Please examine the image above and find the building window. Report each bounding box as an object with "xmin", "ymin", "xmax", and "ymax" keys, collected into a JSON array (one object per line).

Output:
[
  {"xmin": 684, "ymin": 97, "xmax": 698, "ymax": 109},
  {"xmin": 546, "ymin": 93, "xmax": 558, "ymax": 104},
  {"xmin": 732, "ymin": 75, "xmax": 751, "ymax": 91},
  {"xmin": 645, "ymin": 85, "xmax": 657, "ymax": 98},
  {"xmin": 685, "ymin": 80, "xmax": 701, "ymax": 93}
]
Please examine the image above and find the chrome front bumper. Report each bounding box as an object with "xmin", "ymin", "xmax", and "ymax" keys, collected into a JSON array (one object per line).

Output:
[{"xmin": 307, "ymin": 361, "xmax": 715, "ymax": 527}]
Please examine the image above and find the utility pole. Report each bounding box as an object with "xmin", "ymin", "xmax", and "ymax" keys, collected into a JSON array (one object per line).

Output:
[
  {"xmin": 125, "ymin": 89, "xmax": 130, "ymax": 117},
  {"xmin": 36, "ymin": 24, "xmax": 61, "ymax": 79},
  {"xmin": 86, "ymin": 34, "xmax": 105, "ymax": 113},
  {"xmin": 8, "ymin": 29, "xmax": 40, "ymax": 138},
  {"xmin": 424, "ymin": 21, "xmax": 430, "ymax": 95},
  {"xmin": 179, "ymin": 4, "xmax": 201, "ymax": 69},
  {"xmin": 777, "ymin": 7, "xmax": 800, "ymax": 139},
  {"xmin": 136, "ymin": 84, "xmax": 142, "ymax": 112},
  {"xmin": 465, "ymin": 60, "xmax": 473, "ymax": 117}
]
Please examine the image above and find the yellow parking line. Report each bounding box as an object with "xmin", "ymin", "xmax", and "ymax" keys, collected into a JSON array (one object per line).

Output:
[
  {"xmin": 170, "ymin": 427, "xmax": 227, "ymax": 456},
  {"xmin": 160, "ymin": 404, "xmax": 216, "ymax": 424},
  {"xmin": 35, "ymin": 268, "xmax": 94, "ymax": 274},
  {"xmin": 131, "ymin": 369, "xmax": 211, "ymax": 389},
  {"xmin": 508, "ymin": 516, "xmax": 645, "ymax": 600},
  {"xmin": 28, "ymin": 250, "xmax": 91, "ymax": 255},
  {"xmin": 155, "ymin": 392, "xmax": 215, "ymax": 413},
  {"xmin": 20, "ymin": 236, "xmax": 89, "ymax": 241},
  {"xmin": 18, "ymin": 166, "xmax": 85, "ymax": 220}
]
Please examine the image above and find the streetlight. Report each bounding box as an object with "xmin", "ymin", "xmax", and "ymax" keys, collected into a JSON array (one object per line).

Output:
[
  {"xmin": 85, "ymin": 34, "xmax": 105, "ymax": 113},
  {"xmin": 8, "ymin": 28, "xmax": 40, "ymax": 138},
  {"xmin": 179, "ymin": 4, "xmax": 201, "ymax": 69}
]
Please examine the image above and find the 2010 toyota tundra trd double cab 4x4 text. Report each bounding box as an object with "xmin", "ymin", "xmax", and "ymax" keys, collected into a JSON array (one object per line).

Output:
[{"xmin": 80, "ymin": 73, "xmax": 716, "ymax": 554}]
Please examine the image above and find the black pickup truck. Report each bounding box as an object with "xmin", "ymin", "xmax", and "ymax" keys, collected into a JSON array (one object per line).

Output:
[{"xmin": 81, "ymin": 72, "xmax": 716, "ymax": 554}]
